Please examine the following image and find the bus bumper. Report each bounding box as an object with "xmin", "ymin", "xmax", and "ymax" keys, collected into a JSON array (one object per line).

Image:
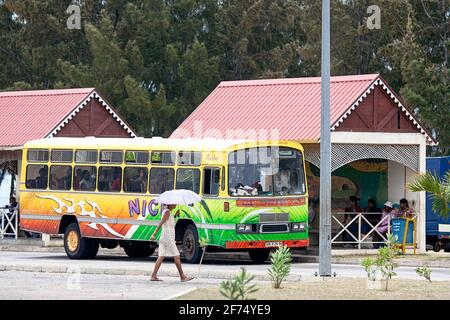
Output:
[{"xmin": 225, "ymin": 239, "xmax": 309, "ymax": 250}]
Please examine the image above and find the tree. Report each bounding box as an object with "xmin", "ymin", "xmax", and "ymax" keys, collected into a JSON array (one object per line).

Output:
[{"xmin": 408, "ymin": 171, "xmax": 450, "ymax": 218}]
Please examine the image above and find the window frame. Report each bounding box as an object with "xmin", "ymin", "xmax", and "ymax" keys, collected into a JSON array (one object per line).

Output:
[
  {"xmin": 50, "ymin": 149, "xmax": 73, "ymax": 163},
  {"xmin": 202, "ymin": 166, "xmax": 221, "ymax": 197},
  {"xmin": 125, "ymin": 150, "xmax": 149, "ymax": 165},
  {"xmin": 99, "ymin": 150, "xmax": 123, "ymax": 164},
  {"xmin": 73, "ymin": 165, "xmax": 97, "ymax": 191},
  {"xmin": 123, "ymin": 166, "xmax": 148, "ymax": 194},
  {"xmin": 150, "ymin": 150, "xmax": 176, "ymax": 166},
  {"xmin": 97, "ymin": 166, "xmax": 123, "ymax": 193},
  {"xmin": 49, "ymin": 165, "xmax": 73, "ymax": 191},
  {"xmin": 177, "ymin": 151, "xmax": 202, "ymax": 166},
  {"xmin": 75, "ymin": 150, "xmax": 98, "ymax": 164},
  {"xmin": 27, "ymin": 149, "xmax": 49, "ymax": 163},
  {"xmin": 25, "ymin": 164, "xmax": 49, "ymax": 190},
  {"xmin": 149, "ymin": 167, "xmax": 175, "ymax": 195},
  {"xmin": 175, "ymin": 167, "xmax": 201, "ymax": 194}
]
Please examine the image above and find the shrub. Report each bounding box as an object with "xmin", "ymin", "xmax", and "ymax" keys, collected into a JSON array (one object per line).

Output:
[
  {"xmin": 416, "ymin": 265, "xmax": 432, "ymax": 282},
  {"xmin": 219, "ymin": 267, "xmax": 258, "ymax": 300},
  {"xmin": 267, "ymin": 246, "xmax": 292, "ymax": 289},
  {"xmin": 361, "ymin": 233, "xmax": 400, "ymax": 291}
]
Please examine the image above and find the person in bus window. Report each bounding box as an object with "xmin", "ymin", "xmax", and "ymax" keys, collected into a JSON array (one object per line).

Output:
[
  {"xmin": 79, "ymin": 170, "xmax": 93, "ymax": 190},
  {"xmin": 73, "ymin": 169, "xmax": 82, "ymax": 189},
  {"xmin": 98, "ymin": 170, "xmax": 109, "ymax": 191},
  {"xmin": 129, "ymin": 169, "xmax": 146, "ymax": 192},
  {"xmin": 35, "ymin": 167, "xmax": 48, "ymax": 189},
  {"xmin": 110, "ymin": 169, "xmax": 121, "ymax": 191}
]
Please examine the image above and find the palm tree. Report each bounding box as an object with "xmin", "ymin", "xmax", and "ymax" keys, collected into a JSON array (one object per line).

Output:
[{"xmin": 407, "ymin": 171, "xmax": 450, "ymax": 218}]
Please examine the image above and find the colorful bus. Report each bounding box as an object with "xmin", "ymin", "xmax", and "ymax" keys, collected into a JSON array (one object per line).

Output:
[{"xmin": 19, "ymin": 137, "xmax": 309, "ymax": 263}]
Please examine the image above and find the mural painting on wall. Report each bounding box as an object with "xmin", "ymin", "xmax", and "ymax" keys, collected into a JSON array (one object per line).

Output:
[{"xmin": 306, "ymin": 159, "xmax": 388, "ymax": 210}]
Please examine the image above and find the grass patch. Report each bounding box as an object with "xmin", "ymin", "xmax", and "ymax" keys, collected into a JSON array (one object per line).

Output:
[{"xmin": 177, "ymin": 278, "xmax": 450, "ymax": 300}]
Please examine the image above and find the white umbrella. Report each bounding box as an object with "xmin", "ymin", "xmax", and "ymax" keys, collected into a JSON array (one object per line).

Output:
[{"xmin": 155, "ymin": 189, "xmax": 202, "ymax": 205}]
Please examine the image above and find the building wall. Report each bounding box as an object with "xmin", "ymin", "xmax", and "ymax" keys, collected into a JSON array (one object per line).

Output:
[
  {"xmin": 336, "ymin": 85, "xmax": 418, "ymax": 133},
  {"xmin": 56, "ymin": 98, "xmax": 131, "ymax": 138}
]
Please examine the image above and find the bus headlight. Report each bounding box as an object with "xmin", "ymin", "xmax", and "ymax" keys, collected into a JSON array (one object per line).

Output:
[
  {"xmin": 291, "ymin": 223, "xmax": 306, "ymax": 232},
  {"xmin": 237, "ymin": 224, "xmax": 253, "ymax": 233}
]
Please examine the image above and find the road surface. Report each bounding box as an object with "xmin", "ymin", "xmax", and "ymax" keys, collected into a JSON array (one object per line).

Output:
[{"xmin": 0, "ymin": 251, "xmax": 449, "ymax": 299}]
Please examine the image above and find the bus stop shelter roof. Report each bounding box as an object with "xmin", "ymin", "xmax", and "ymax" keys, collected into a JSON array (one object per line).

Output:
[
  {"xmin": 0, "ymin": 88, "xmax": 135, "ymax": 149},
  {"xmin": 171, "ymin": 74, "xmax": 434, "ymax": 144}
]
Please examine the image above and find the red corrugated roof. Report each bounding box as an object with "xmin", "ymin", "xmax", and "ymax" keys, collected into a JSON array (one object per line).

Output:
[
  {"xmin": 0, "ymin": 88, "xmax": 94, "ymax": 147},
  {"xmin": 171, "ymin": 74, "xmax": 380, "ymax": 141}
]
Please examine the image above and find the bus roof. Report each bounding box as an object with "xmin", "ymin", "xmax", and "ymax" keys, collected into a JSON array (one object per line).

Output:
[{"xmin": 23, "ymin": 137, "xmax": 304, "ymax": 151}]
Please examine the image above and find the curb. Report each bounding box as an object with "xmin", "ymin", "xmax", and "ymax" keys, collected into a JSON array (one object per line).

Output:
[
  {"xmin": 0, "ymin": 263, "xmax": 302, "ymax": 281},
  {"xmin": 162, "ymin": 287, "xmax": 198, "ymax": 300}
]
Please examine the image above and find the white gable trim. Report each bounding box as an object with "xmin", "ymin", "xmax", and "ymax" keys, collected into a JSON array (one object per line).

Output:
[
  {"xmin": 47, "ymin": 91, "xmax": 136, "ymax": 138},
  {"xmin": 330, "ymin": 78, "xmax": 435, "ymax": 145}
]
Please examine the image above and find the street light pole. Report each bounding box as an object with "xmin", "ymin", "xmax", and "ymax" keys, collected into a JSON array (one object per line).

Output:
[{"xmin": 319, "ymin": 0, "xmax": 332, "ymax": 276}]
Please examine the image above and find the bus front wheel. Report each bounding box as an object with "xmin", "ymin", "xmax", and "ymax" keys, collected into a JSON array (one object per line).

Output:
[
  {"xmin": 64, "ymin": 222, "xmax": 98, "ymax": 259},
  {"xmin": 248, "ymin": 249, "xmax": 270, "ymax": 263},
  {"xmin": 182, "ymin": 225, "xmax": 202, "ymax": 264}
]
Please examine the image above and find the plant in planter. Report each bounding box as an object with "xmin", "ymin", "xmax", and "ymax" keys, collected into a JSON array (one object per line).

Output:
[
  {"xmin": 267, "ymin": 245, "xmax": 292, "ymax": 289},
  {"xmin": 416, "ymin": 265, "xmax": 432, "ymax": 282},
  {"xmin": 219, "ymin": 267, "xmax": 259, "ymax": 300},
  {"xmin": 361, "ymin": 234, "xmax": 400, "ymax": 291}
]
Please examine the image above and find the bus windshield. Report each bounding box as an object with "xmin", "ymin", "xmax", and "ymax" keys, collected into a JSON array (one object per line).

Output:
[{"xmin": 228, "ymin": 147, "xmax": 306, "ymax": 197}]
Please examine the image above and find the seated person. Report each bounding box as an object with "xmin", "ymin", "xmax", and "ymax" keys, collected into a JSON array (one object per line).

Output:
[
  {"xmin": 363, "ymin": 198, "xmax": 381, "ymax": 230},
  {"xmin": 110, "ymin": 170, "xmax": 121, "ymax": 192},
  {"xmin": 398, "ymin": 198, "xmax": 413, "ymax": 218},
  {"xmin": 35, "ymin": 168, "xmax": 48, "ymax": 189},
  {"xmin": 342, "ymin": 196, "xmax": 363, "ymax": 247},
  {"xmin": 98, "ymin": 171, "xmax": 110, "ymax": 191},
  {"xmin": 79, "ymin": 170, "xmax": 94, "ymax": 190},
  {"xmin": 373, "ymin": 201, "xmax": 398, "ymax": 247}
]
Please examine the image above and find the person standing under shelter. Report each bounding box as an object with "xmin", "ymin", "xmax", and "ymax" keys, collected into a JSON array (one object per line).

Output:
[
  {"xmin": 342, "ymin": 196, "xmax": 363, "ymax": 248},
  {"xmin": 374, "ymin": 201, "xmax": 398, "ymax": 247}
]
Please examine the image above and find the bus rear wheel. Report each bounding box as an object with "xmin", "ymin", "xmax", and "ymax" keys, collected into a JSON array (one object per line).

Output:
[
  {"xmin": 123, "ymin": 242, "xmax": 156, "ymax": 258},
  {"xmin": 182, "ymin": 225, "xmax": 202, "ymax": 264},
  {"xmin": 248, "ymin": 249, "xmax": 271, "ymax": 263},
  {"xmin": 64, "ymin": 222, "xmax": 98, "ymax": 259}
]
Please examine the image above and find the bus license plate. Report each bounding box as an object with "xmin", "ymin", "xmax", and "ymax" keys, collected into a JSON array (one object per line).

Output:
[{"xmin": 265, "ymin": 241, "xmax": 283, "ymax": 247}]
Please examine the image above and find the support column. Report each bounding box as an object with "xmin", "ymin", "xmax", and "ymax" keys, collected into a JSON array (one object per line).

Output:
[{"xmin": 417, "ymin": 141, "xmax": 427, "ymax": 253}]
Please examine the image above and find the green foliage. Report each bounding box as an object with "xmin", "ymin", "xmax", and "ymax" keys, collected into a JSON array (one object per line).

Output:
[
  {"xmin": 361, "ymin": 234, "xmax": 400, "ymax": 291},
  {"xmin": 407, "ymin": 171, "xmax": 450, "ymax": 218},
  {"xmin": 0, "ymin": 0, "xmax": 447, "ymax": 152},
  {"xmin": 267, "ymin": 246, "xmax": 292, "ymax": 289},
  {"xmin": 219, "ymin": 267, "xmax": 258, "ymax": 300},
  {"xmin": 416, "ymin": 265, "xmax": 432, "ymax": 282}
]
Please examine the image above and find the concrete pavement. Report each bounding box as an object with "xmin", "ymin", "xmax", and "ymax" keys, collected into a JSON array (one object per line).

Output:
[
  {"xmin": 0, "ymin": 270, "xmax": 216, "ymax": 300},
  {"xmin": 1, "ymin": 251, "xmax": 449, "ymax": 281}
]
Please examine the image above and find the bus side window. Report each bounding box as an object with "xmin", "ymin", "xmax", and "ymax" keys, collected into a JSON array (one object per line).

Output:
[
  {"xmin": 50, "ymin": 165, "xmax": 72, "ymax": 190},
  {"xmin": 149, "ymin": 168, "xmax": 174, "ymax": 194},
  {"xmin": 26, "ymin": 164, "xmax": 48, "ymax": 189},
  {"xmin": 176, "ymin": 168, "xmax": 200, "ymax": 194},
  {"xmin": 203, "ymin": 167, "xmax": 220, "ymax": 196},
  {"xmin": 73, "ymin": 166, "xmax": 96, "ymax": 191},
  {"xmin": 124, "ymin": 167, "xmax": 148, "ymax": 193},
  {"xmin": 98, "ymin": 166, "xmax": 122, "ymax": 192}
]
